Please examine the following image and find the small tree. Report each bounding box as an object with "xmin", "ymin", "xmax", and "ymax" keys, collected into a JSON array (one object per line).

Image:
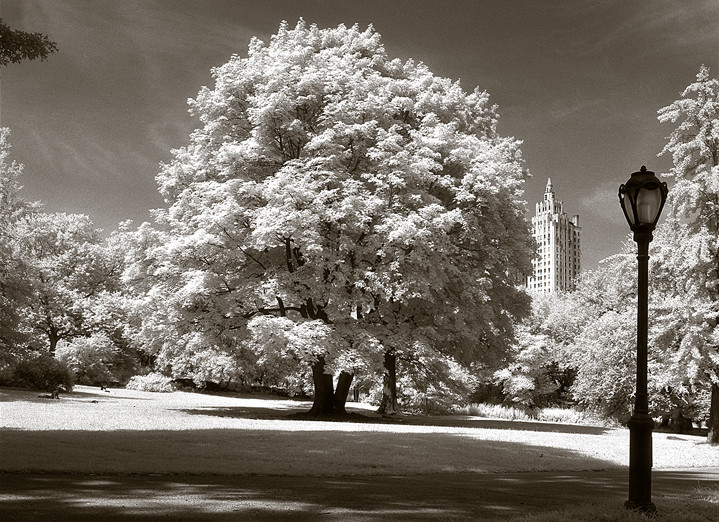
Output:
[
  {"xmin": 12, "ymin": 353, "xmax": 73, "ymax": 392},
  {"xmin": 56, "ymin": 332, "xmax": 138, "ymax": 386},
  {"xmin": 15, "ymin": 212, "xmax": 117, "ymax": 354}
]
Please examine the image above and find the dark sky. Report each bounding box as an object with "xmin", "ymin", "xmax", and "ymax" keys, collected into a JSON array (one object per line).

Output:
[{"xmin": 1, "ymin": 0, "xmax": 718, "ymax": 270}]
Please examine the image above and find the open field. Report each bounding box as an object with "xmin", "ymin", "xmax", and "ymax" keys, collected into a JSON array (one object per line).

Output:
[
  {"xmin": 1, "ymin": 386, "xmax": 718, "ymax": 520},
  {"xmin": 2, "ymin": 385, "xmax": 717, "ymax": 475}
]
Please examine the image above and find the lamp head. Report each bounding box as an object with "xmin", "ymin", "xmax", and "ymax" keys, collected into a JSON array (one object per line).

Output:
[{"xmin": 618, "ymin": 166, "xmax": 668, "ymax": 234}]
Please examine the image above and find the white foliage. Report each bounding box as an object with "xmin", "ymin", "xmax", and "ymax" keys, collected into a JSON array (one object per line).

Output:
[{"xmin": 143, "ymin": 20, "xmax": 533, "ymax": 391}]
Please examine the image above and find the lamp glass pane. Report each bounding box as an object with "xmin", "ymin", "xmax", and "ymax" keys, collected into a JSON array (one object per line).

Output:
[
  {"xmin": 636, "ymin": 187, "xmax": 662, "ymax": 225},
  {"xmin": 622, "ymin": 191, "xmax": 636, "ymax": 225}
]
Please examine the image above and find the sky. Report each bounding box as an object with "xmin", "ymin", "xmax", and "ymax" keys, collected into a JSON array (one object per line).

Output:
[{"xmin": 1, "ymin": 0, "xmax": 718, "ymax": 270}]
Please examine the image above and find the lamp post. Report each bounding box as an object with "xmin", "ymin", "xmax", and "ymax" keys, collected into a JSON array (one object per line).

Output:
[{"xmin": 618, "ymin": 166, "xmax": 668, "ymax": 513}]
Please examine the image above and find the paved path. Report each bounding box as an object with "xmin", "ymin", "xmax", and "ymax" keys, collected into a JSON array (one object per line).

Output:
[{"xmin": 1, "ymin": 468, "xmax": 718, "ymax": 521}]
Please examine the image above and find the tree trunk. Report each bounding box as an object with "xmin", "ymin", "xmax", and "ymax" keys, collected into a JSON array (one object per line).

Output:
[
  {"xmin": 48, "ymin": 327, "xmax": 60, "ymax": 356},
  {"xmin": 708, "ymin": 381, "xmax": 719, "ymax": 445},
  {"xmin": 333, "ymin": 371, "xmax": 354, "ymax": 415},
  {"xmin": 308, "ymin": 359, "xmax": 355, "ymax": 416},
  {"xmin": 309, "ymin": 356, "xmax": 335, "ymax": 416},
  {"xmin": 377, "ymin": 350, "xmax": 401, "ymax": 415}
]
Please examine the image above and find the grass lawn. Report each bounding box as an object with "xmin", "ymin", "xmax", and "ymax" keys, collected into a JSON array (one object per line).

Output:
[{"xmin": 1, "ymin": 385, "xmax": 718, "ymax": 520}]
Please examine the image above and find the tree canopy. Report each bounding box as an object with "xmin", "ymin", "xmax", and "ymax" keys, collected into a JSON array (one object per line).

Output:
[
  {"xmin": 655, "ymin": 65, "xmax": 719, "ymax": 443},
  {"xmin": 145, "ymin": 20, "xmax": 533, "ymax": 414}
]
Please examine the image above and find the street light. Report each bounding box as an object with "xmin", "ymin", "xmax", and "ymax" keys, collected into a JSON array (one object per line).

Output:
[{"xmin": 618, "ymin": 165, "xmax": 668, "ymax": 514}]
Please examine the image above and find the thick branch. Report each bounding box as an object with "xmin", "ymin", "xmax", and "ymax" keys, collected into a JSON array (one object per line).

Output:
[{"xmin": 285, "ymin": 237, "xmax": 294, "ymax": 273}]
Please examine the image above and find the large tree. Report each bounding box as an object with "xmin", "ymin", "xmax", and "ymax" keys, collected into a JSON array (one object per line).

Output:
[
  {"xmin": 656, "ymin": 65, "xmax": 719, "ymax": 443},
  {"xmin": 153, "ymin": 20, "xmax": 532, "ymax": 415}
]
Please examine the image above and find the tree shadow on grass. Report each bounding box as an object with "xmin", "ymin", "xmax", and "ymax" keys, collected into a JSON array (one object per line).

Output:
[
  {"xmin": 2, "ymin": 424, "xmax": 717, "ymax": 521},
  {"xmin": 0, "ymin": 427, "xmax": 620, "ymax": 521},
  {"xmin": 0, "ymin": 428, "xmax": 619, "ymax": 476},
  {"xmin": 0, "ymin": 386, "xmax": 153, "ymax": 404},
  {"xmin": 179, "ymin": 402, "xmax": 612, "ymax": 435},
  {"xmin": 0, "ymin": 464, "xmax": 717, "ymax": 521}
]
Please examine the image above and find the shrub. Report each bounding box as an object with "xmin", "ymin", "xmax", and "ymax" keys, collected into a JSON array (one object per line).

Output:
[
  {"xmin": 55, "ymin": 333, "xmax": 140, "ymax": 386},
  {"xmin": 392, "ymin": 348, "xmax": 478, "ymax": 415},
  {"xmin": 462, "ymin": 403, "xmax": 617, "ymax": 427},
  {"xmin": 469, "ymin": 382, "xmax": 504, "ymax": 405},
  {"xmin": 56, "ymin": 333, "xmax": 120, "ymax": 386},
  {"xmin": 536, "ymin": 407, "xmax": 617, "ymax": 427},
  {"xmin": 0, "ymin": 360, "xmax": 14, "ymax": 386},
  {"xmin": 464, "ymin": 402, "xmax": 531, "ymax": 421},
  {"xmin": 11, "ymin": 353, "xmax": 74, "ymax": 392},
  {"xmin": 125, "ymin": 372, "xmax": 174, "ymax": 392}
]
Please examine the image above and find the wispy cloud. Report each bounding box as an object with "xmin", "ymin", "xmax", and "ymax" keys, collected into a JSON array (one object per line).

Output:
[
  {"xmin": 559, "ymin": 0, "xmax": 718, "ymax": 59},
  {"xmin": 115, "ymin": 1, "xmax": 259, "ymax": 86},
  {"xmin": 8, "ymin": 1, "xmax": 267, "ymax": 181},
  {"xmin": 18, "ymin": 117, "xmax": 153, "ymax": 185},
  {"xmin": 580, "ymin": 180, "xmax": 626, "ymax": 224},
  {"xmin": 545, "ymin": 97, "xmax": 604, "ymax": 122},
  {"xmin": 26, "ymin": 1, "xmax": 256, "ymax": 89}
]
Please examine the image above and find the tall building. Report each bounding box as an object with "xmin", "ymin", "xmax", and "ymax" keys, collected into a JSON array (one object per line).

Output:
[{"xmin": 526, "ymin": 178, "xmax": 581, "ymax": 293}]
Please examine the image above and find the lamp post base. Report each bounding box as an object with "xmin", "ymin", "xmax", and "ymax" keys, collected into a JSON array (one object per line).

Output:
[
  {"xmin": 624, "ymin": 499, "xmax": 657, "ymax": 514},
  {"xmin": 626, "ymin": 412, "xmax": 655, "ymax": 513}
]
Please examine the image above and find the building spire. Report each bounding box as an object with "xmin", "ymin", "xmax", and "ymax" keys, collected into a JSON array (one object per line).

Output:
[{"xmin": 546, "ymin": 177, "xmax": 553, "ymax": 192}]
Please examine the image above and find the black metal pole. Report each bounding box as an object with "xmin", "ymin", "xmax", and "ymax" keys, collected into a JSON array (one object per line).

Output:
[{"xmin": 625, "ymin": 230, "xmax": 656, "ymax": 513}]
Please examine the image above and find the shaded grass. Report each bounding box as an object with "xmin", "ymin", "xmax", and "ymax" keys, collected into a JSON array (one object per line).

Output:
[
  {"xmin": 512, "ymin": 490, "xmax": 719, "ymax": 521},
  {"xmin": 2, "ymin": 385, "xmax": 717, "ymax": 475},
  {"xmin": 1, "ymin": 386, "xmax": 718, "ymax": 521},
  {"xmin": 0, "ymin": 428, "xmax": 619, "ymax": 476},
  {"xmin": 1, "ymin": 470, "xmax": 717, "ymax": 521},
  {"xmin": 694, "ymin": 484, "xmax": 719, "ymax": 503},
  {"xmin": 191, "ymin": 405, "xmax": 612, "ymax": 435}
]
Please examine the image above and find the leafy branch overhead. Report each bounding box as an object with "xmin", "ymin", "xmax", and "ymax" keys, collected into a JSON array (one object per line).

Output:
[{"xmin": 0, "ymin": 18, "xmax": 57, "ymax": 67}]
